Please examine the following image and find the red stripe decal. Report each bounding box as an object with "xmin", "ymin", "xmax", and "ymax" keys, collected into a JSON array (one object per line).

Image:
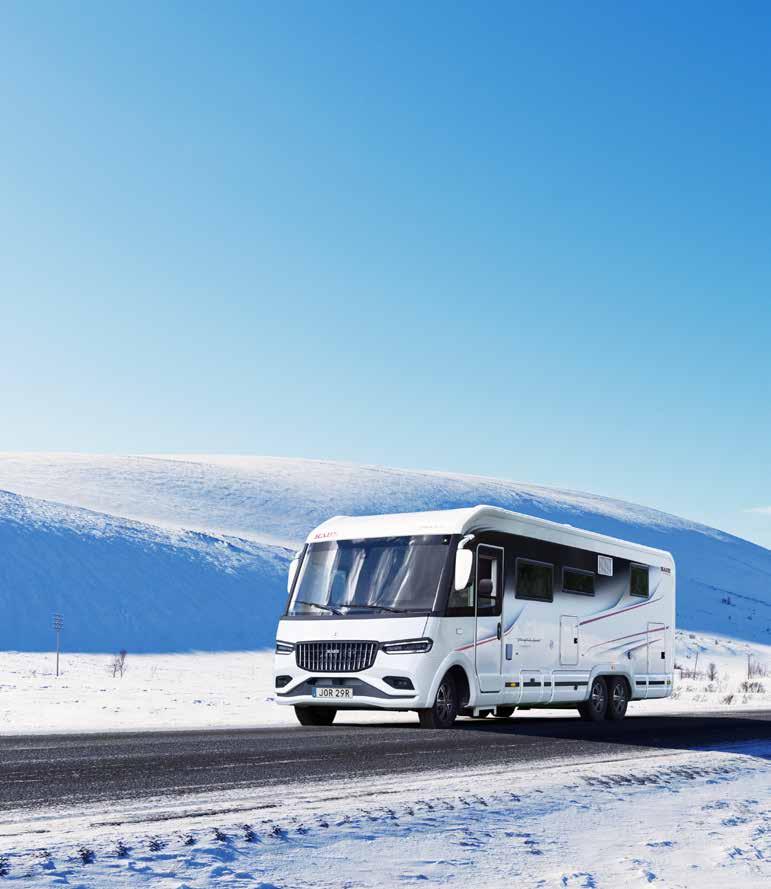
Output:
[
  {"xmin": 588, "ymin": 626, "xmax": 669, "ymax": 650},
  {"xmin": 579, "ymin": 597, "xmax": 661, "ymax": 627}
]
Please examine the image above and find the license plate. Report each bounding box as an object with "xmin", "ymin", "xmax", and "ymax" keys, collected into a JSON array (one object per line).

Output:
[{"xmin": 312, "ymin": 687, "xmax": 353, "ymax": 699}]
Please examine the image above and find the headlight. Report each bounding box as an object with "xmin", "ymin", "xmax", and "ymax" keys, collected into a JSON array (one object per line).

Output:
[
  {"xmin": 275, "ymin": 640, "xmax": 295, "ymax": 654},
  {"xmin": 381, "ymin": 638, "xmax": 433, "ymax": 654}
]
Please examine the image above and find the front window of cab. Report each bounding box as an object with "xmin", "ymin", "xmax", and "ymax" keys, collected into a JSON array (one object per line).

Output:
[{"xmin": 287, "ymin": 535, "xmax": 450, "ymax": 616}]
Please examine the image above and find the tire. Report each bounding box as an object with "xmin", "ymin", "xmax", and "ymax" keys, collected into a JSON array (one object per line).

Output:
[
  {"xmin": 494, "ymin": 706, "xmax": 515, "ymax": 719},
  {"xmin": 418, "ymin": 674, "xmax": 458, "ymax": 729},
  {"xmin": 294, "ymin": 706, "xmax": 337, "ymax": 726},
  {"xmin": 606, "ymin": 677, "xmax": 629, "ymax": 721},
  {"xmin": 577, "ymin": 677, "xmax": 608, "ymax": 722}
]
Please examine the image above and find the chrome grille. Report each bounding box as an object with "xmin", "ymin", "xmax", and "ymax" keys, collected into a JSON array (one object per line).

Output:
[{"xmin": 296, "ymin": 641, "xmax": 378, "ymax": 673}]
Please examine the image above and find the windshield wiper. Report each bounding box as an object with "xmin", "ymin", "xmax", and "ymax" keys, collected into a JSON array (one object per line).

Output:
[
  {"xmin": 345, "ymin": 603, "xmax": 402, "ymax": 614},
  {"xmin": 345, "ymin": 604, "xmax": 431, "ymax": 614},
  {"xmin": 293, "ymin": 599, "xmax": 344, "ymax": 615}
]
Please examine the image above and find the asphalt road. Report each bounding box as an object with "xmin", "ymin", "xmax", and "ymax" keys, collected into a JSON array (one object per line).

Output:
[{"xmin": 1, "ymin": 710, "xmax": 769, "ymax": 812}]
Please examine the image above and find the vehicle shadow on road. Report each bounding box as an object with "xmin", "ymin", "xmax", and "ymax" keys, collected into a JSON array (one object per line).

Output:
[{"xmin": 334, "ymin": 711, "xmax": 771, "ymax": 757}]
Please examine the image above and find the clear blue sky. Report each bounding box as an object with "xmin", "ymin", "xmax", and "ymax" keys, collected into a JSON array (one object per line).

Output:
[{"xmin": 1, "ymin": 3, "xmax": 770, "ymax": 547}]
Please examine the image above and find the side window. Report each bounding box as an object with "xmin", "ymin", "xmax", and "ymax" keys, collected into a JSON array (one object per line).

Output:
[
  {"xmin": 562, "ymin": 567, "xmax": 595, "ymax": 596},
  {"xmin": 516, "ymin": 558, "xmax": 553, "ymax": 602},
  {"xmin": 447, "ymin": 579, "xmax": 474, "ymax": 615},
  {"xmin": 630, "ymin": 563, "xmax": 649, "ymax": 598},
  {"xmin": 476, "ymin": 546, "xmax": 503, "ymax": 616}
]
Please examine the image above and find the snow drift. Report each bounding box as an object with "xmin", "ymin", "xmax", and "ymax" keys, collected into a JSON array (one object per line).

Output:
[{"xmin": 0, "ymin": 454, "xmax": 769, "ymax": 652}]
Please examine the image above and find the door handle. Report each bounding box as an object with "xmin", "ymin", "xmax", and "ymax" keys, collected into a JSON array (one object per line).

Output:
[{"xmin": 497, "ymin": 622, "xmax": 502, "ymax": 640}]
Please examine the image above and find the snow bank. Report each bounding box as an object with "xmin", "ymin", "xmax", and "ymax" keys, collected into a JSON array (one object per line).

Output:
[{"xmin": 2, "ymin": 640, "xmax": 769, "ymax": 736}]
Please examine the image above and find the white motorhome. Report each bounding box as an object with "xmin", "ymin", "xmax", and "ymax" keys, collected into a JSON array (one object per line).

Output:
[{"xmin": 273, "ymin": 506, "xmax": 675, "ymax": 728}]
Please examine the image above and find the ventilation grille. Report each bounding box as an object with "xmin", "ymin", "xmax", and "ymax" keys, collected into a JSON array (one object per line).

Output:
[{"xmin": 296, "ymin": 641, "xmax": 378, "ymax": 673}]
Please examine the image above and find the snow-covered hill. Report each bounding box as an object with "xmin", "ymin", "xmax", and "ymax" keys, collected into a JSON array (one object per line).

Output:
[{"xmin": 0, "ymin": 454, "xmax": 769, "ymax": 652}]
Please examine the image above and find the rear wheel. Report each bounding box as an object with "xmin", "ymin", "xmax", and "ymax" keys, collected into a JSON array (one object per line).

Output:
[
  {"xmin": 494, "ymin": 706, "xmax": 515, "ymax": 719},
  {"xmin": 294, "ymin": 706, "xmax": 337, "ymax": 726},
  {"xmin": 418, "ymin": 674, "xmax": 458, "ymax": 729},
  {"xmin": 578, "ymin": 677, "xmax": 608, "ymax": 722},
  {"xmin": 606, "ymin": 677, "xmax": 629, "ymax": 721}
]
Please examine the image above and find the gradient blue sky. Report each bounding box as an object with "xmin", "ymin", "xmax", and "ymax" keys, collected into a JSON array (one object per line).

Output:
[{"xmin": 1, "ymin": 3, "xmax": 770, "ymax": 547}]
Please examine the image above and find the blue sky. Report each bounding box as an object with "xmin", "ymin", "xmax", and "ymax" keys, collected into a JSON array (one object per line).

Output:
[{"xmin": 1, "ymin": 2, "xmax": 770, "ymax": 547}]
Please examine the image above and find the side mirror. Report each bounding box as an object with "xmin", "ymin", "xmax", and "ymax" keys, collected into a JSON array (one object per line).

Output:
[
  {"xmin": 478, "ymin": 578, "xmax": 494, "ymax": 597},
  {"xmin": 287, "ymin": 552, "xmax": 302, "ymax": 593},
  {"xmin": 454, "ymin": 548, "xmax": 473, "ymax": 591}
]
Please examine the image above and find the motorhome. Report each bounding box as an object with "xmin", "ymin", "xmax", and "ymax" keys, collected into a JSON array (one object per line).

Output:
[{"xmin": 273, "ymin": 506, "xmax": 675, "ymax": 728}]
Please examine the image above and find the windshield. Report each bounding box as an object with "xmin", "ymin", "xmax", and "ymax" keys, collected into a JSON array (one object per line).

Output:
[{"xmin": 288, "ymin": 535, "xmax": 451, "ymax": 616}]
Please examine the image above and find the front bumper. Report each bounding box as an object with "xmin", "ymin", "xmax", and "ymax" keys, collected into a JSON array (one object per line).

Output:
[{"xmin": 273, "ymin": 650, "xmax": 438, "ymax": 709}]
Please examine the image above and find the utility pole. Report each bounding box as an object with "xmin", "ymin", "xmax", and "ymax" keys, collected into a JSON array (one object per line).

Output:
[{"xmin": 53, "ymin": 613, "xmax": 63, "ymax": 677}]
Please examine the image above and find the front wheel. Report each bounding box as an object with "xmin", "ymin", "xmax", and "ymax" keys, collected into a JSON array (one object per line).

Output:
[
  {"xmin": 294, "ymin": 706, "xmax": 337, "ymax": 726},
  {"xmin": 418, "ymin": 674, "xmax": 458, "ymax": 729},
  {"xmin": 494, "ymin": 706, "xmax": 515, "ymax": 719},
  {"xmin": 578, "ymin": 677, "xmax": 608, "ymax": 722}
]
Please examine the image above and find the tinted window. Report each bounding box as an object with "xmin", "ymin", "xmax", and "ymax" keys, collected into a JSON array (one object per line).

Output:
[
  {"xmin": 630, "ymin": 563, "xmax": 649, "ymax": 598},
  {"xmin": 446, "ymin": 580, "xmax": 474, "ymax": 615},
  {"xmin": 563, "ymin": 567, "xmax": 595, "ymax": 596},
  {"xmin": 516, "ymin": 559, "xmax": 553, "ymax": 602},
  {"xmin": 476, "ymin": 546, "xmax": 503, "ymax": 616}
]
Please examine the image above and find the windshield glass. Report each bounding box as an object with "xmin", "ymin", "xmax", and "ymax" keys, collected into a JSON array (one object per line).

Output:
[{"xmin": 288, "ymin": 535, "xmax": 450, "ymax": 616}]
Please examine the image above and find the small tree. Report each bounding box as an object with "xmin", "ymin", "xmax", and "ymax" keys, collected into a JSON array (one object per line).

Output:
[
  {"xmin": 707, "ymin": 662, "xmax": 718, "ymax": 682},
  {"xmin": 111, "ymin": 649, "xmax": 128, "ymax": 678}
]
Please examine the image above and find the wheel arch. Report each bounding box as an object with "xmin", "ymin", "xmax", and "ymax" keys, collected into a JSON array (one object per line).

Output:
[
  {"xmin": 427, "ymin": 657, "xmax": 476, "ymax": 709},
  {"xmin": 584, "ymin": 668, "xmax": 634, "ymax": 702}
]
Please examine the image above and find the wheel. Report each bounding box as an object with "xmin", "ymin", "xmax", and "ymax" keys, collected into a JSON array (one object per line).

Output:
[
  {"xmin": 294, "ymin": 706, "xmax": 337, "ymax": 726},
  {"xmin": 418, "ymin": 674, "xmax": 458, "ymax": 728},
  {"xmin": 577, "ymin": 677, "xmax": 608, "ymax": 722},
  {"xmin": 606, "ymin": 677, "xmax": 629, "ymax": 721},
  {"xmin": 494, "ymin": 706, "xmax": 515, "ymax": 719}
]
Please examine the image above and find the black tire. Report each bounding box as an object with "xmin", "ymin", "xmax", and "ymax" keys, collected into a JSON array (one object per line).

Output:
[
  {"xmin": 418, "ymin": 674, "xmax": 458, "ymax": 729},
  {"xmin": 606, "ymin": 677, "xmax": 629, "ymax": 721},
  {"xmin": 494, "ymin": 706, "xmax": 515, "ymax": 719},
  {"xmin": 294, "ymin": 706, "xmax": 337, "ymax": 726},
  {"xmin": 577, "ymin": 677, "xmax": 608, "ymax": 722}
]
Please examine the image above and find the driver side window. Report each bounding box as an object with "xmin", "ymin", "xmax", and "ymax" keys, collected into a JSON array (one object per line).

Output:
[
  {"xmin": 447, "ymin": 579, "xmax": 475, "ymax": 613},
  {"xmin": 476, "ymin": 547, "xmax": 502, "ymax": 616}
]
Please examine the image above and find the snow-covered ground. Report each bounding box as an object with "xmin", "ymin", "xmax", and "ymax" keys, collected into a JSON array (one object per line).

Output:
[
  {"xmin": 2, "ymin": 633, "xmax": 770, "ymax": 736},
  {"xmin": 0, "ymin": 739, "xmax": 768, "ymax": 886}
]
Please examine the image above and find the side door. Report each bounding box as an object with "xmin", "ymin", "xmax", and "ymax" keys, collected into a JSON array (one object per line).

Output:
[
  {"xmin": 475, "ymin": 544, "xmax": 504, "ymax": 693},
  {"xmin": 647, "ymin": 623, "xmax": 670, "ymax": 682},
  {"xmin": 559, "ymin": 615, "xmax": 579, "ymax": 666}
]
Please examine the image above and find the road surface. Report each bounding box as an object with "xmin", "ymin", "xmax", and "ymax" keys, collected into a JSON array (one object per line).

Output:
[{"xmin": 2, "ymin": 710, "xmax": 769, "ymax": 812}]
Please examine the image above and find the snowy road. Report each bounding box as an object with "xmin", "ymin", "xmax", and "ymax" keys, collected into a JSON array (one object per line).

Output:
[{"xmin": 2, "ymin": 710, "xmax": 769, "ymax": 812}]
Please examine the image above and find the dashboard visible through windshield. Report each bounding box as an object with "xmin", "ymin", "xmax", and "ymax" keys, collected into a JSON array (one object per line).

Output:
[{"xmin": 287, "ymin": 535, "xmax": 451, "ymax": 616}]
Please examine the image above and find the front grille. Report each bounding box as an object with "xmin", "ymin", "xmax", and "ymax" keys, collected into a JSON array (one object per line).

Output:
[{"xmin": 296, "ymin": 641, "xmax": 378, "ymax": 673}]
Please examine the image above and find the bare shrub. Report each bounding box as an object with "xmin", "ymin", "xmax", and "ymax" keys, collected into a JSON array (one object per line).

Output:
[
  {"xmin": 740, "ymin": 680, "xmax": 765, "ymax": 694},
  {"xmin": 111, "ymin": 650, "xmax": 128, "ymax": 678},
  {"xmin": 748, "ymin": 658, "xmax": 769, "ymax": 678},
  {"xmin": 722, "ymin": 693, "xmax": 735, "ymax": 705}
]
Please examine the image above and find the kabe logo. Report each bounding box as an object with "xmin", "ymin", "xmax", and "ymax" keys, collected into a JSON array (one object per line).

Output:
[{"xmin": 313, "ymin": 530, "xmax": 337, "ymax": 540}]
